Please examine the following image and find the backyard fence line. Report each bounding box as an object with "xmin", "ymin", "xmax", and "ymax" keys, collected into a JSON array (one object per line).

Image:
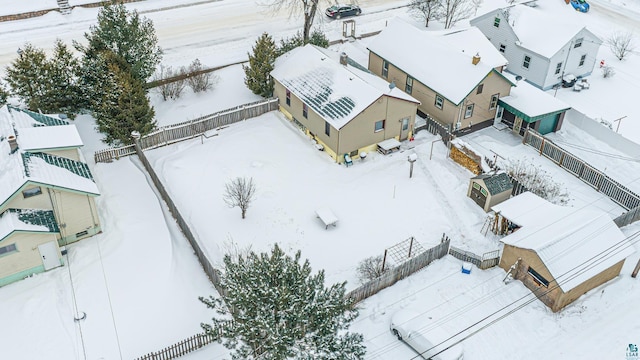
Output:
[
  {"xmin": 415, "ymin": 112, "xmax": 453, "ymax": 144},
  {"xmin": 448, "ymin": 246, "xmax": 500, "ymax": 270},
  {"xmin": 94, "ymin": 98, "xmax": 278, "ymax": 163},
  {"xmin": 614, "ymin": 205, "xmax": 640, "ymax": 228},
  {"xmin": 523, "ymin": 130, "xmax": 640, "ymax": 211},
  {"xmin": 345, "ymin": 235, "xmax": 451, "ymax": 304},
  {"xmin": 134, "ymin": 332, "xmax": 218, "ymax": 360}
]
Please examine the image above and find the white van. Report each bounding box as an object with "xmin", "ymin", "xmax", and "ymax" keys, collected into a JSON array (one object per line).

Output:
[{"xmin": 389, "ymin": 310, "xmax": 464, "ymax": 360}]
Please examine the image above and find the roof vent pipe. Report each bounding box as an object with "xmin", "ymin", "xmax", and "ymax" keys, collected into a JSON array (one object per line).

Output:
[{"xmin": 8, "ymin": 135, "xmax": 18, "ymax": 154}]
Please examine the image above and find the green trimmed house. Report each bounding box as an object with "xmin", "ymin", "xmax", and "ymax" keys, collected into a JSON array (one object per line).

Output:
[
  {"xmin": 468, "ymin": 172, "xmax": 513, "ymax": 212},
  {"xmin": 0, "ymin": 105, "xmax": 101, "ymax": 287},
  {"xmin": 368, "ymin": 19, "xmax": 514, "ymax": 134}
]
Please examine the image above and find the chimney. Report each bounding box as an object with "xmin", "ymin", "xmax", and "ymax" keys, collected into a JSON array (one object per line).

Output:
[
  {"xmin": 8, "ymin": 135, "xmax": 18, "ymax": 154},
  {"xmin": 472, "ymin": 53, "xmax": 481, "ymax": 65},
  {"xmin": 339, "ymin": 52, "xmax": 348, "ymax": 66}
]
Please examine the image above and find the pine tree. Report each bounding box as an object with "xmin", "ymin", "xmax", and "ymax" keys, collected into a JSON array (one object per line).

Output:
[
  {"xmin": 76, "ymin": 2, "xmax": 162, "ymax": 84},
  {"xmin": 0, "ymin": 81, "xmax": 9, "ymax": 106},
  {"xmin": 200, "ymin": 244, "xmax": 366, "ymax": 360},
  {"xmin": 94, "ymin": 54, "xmax": 156, "ymax": 145},
  {"xmin": 244, "ymin": 33, "xmax": 276, "ymax": 97},
  {"xmin": 277, "ymin": 29, "xmax": 329, "ymax": 57},
  {"xmin": 45, "ymin": 39, "xmax": 84, "ymax": 118},
  {"xmin": 5, "ymin": 43, "xmax": 49, "ymax": 111}
]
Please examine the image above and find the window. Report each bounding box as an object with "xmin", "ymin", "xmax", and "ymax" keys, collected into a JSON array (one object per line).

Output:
[
  {"xmin": 75, "ymin": 230, "xmax": 89, "ymax": 238},
  {"xmin": 574, "ymin": 38, "xmax": 583, "ymax": 48},
  {"xmin": 499, "ymin": 44, "xmax": 506, "ymax": 53},
  {"xmin": 480, "ymin": 187, "xmax": 488, "ymax": 196},
  {"xmin": 0, "ymin": 243, "xmax": 17, "ymax": 256},
  {"xmin": 493, "ymin": 17, "xmax": 500, "ymax": 27},
  {"xmin": 476, "ymin": 84, "xmax": 484, "ymax": 95},
  {"xmin": 325, "ymin": 121, "xmax": 330, "ymax": 136},
  {"xmin": 382, "ymin": 60, "xmax": 389, "ymax": 78},
  {"xmin": 472, "ymin": 182, "xmax": 480, "ymax": 190},
  {"xmin": 434, "ymin": 95, "xmax": 444, "ymax": 110},
  {"xmin": 464, "ymin": 104, "xmax": 474, "ymax": 119},
  {"xmin": 579, "ymin": 54, "xmax": 586, "ymax": 67},
  {"xmin": 489, "ymin": 94, "xmax": 499, "ymax": 110},
  {"xmin": 23, "ymin": 187, "xmax": 42, "ymax": 199},
  {"xmin": 286, "ymin": 89, "xmax": 291, "ymax": 106},
  {"xmin": 527, "ymin": 267, "xmax": 550, "ymax": 287},
  {"xmin": 522, "ymin": 55, "xmax": 531, "ymax": 69},
  {"xmin": 555, "ymin": 62, "xmax": 562, "ymax": 75},
  {"xmin": 374, "ymin": 120, "xmax": 385, "ymax": 132},
  {"xmin": 401, "ymin": 117, "xmax": 409, "ymax": 131},
  {"xmin": 302, "ymin": 103, "xmax": 308, "ymax": 119},
  {"xmin": 405, "ymin": 76, "xmax": 413, "ymax": 94}
]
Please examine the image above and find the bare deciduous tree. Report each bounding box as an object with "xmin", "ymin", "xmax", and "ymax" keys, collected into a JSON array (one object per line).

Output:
[
  {"xmin": 223, "ymin": 177, "xmax": 257, "ymax": 219},
  {"xmin": 607, "ymin": 31, "xmax": 635, "ymax": 60},
  {"xmin": 602, "ymin": 65, "xmax": 616, "ymax": 78},
  {"xmin": 185, "ymin": 58, "xmax": 219, "ymax": 93},
  {"xmin": 153, "ymin": 65, "xmax": 186, "ymax": 100},
  {"xmin": 441, "ymin": 0, "xmax": 475, "ymax": 29},
  {"xmin": 408, "ymin": 0, "xmax": 443, "ymax": 27},
  {"xmin": 260, "ymin": 0, "xmax": 319, "ymax": 43},
  {"xmin": 356, "ymin": 256, "xmax": 389, "ymax": 284}
]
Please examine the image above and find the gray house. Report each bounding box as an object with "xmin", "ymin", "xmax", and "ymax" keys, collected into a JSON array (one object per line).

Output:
[{"xmin": 470, "ymin": 5, "xmax": 602, "ymax": 90}]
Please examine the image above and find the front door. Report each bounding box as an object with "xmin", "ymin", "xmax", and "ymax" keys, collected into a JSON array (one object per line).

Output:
[
  {"xmin": 38, "ymin": 241, "xmax": 61, "ymax": 271},
  {"xmin": 400, "ymin": 117, "xmax": 410, "ymax": 141},
  {"xmin": 513, "ymin": 117, "xmax": 523, "ymax": 135}
]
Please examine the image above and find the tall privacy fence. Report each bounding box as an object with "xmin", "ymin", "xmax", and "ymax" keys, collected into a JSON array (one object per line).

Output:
[
  {"xmin": 134, "ymin": 332, "xmax": 218, "ymax": 360},
  {"xmin": 448, "ymin": 246, "xmax": 500, "ymax": 270},
  {"xmin": 523, "ymin": 130, "xmax": 640, "ymax": 211},
  {"xmin": 94, "ymin": 98, "xmax": 278, "ymax": 163},
  {"xmin": 415, "ymin": 113, "xmax": 453, "ymax": 144},
  {"xmin": 344, "ymin": 235, "xmax": 450, "ymax": 304}
]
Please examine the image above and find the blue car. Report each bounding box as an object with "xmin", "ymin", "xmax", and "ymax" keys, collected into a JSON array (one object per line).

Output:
[{"xmin": 570, "ymin": 0, "xmax": 590, "ymax": 12}]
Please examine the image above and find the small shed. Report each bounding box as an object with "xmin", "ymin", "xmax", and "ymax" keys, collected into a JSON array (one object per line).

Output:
[{"xmin": 467, "ymin": 172, "xmax": 513, "ymax": 212}]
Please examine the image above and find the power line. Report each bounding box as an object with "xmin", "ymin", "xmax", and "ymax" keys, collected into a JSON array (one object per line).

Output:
[{"xmin": 95, "ymin": 238, "xmax": 124, "ymax": 360}]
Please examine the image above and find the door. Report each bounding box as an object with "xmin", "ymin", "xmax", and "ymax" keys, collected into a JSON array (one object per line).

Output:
[
  {"xmin": 38, "ymin": 241, "xmax": 61, "ymax": 271},
  {"xmin": 400, "ymin": 117, "xmax": 410, "ymax": 141},
  {"xmin": 513, "ymin": 117, "xmax": 523, "ymax": 135}
]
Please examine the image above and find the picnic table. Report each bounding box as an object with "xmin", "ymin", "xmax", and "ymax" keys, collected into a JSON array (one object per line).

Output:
[
  {"xmin": 315, "ymin": 207, "xmax": 338, "ymax": 229},
  {"xmin": 377, "ymin": 138, "xmax": 401, "ymax": 155}
]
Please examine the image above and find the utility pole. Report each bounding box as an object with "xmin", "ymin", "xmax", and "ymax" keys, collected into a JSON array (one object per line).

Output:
[
  {"xmin": 613, "ymin": 116, "xmax": 627, "ymax": 133},
  {"xmin": 632, "ymin": 257, "xmax": 640, "ymax": 278}
]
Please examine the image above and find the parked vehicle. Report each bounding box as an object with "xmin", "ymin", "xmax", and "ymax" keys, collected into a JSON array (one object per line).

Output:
[
  {"xmin": 390, "ymin": 310, "xmax": 464, "ymax": 360},
  {"xmin": 325, "ymin": 4, "xmax": 361, "ymax": 19},
  {"xmin": 570, "ymin": 0, "xmax": 590, "ymax": 12}
]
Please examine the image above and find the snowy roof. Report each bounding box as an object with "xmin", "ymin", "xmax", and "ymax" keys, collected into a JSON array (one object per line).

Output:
[
  {"xmin": 499, "ymin": 73, "xmax": 571, "ymax": 118},
  {"xmin": 271, "ymin": 45, "xmax": 419, "ymax": 130},
  {"xmin": 475, "ymin": 5, "xmax": 587, "ymax": 58},
  {"xmin": 491, "ymin": 191, "xmax": 571, "ymax": 227},
  {"xmin": 0, "ymin": 209, "xmax": 58, "ymax": 243},
  {"xmin": 0, "ymin": 106, "xmax": 99, "ymax": 209},
  {"xmin": 493, "ymin": 193, "xmax": 635, "ymax": 292},
  {"xmin": 18, "ymin": 125, "xmax": 83, "ymax": 151},
  {"xmin": 472, "ymin": 172, "xmax": 513, "ymax": 195},
  {"xmin": 438, "ymin": 27, "xmax": 509, "ymax": 69},
  {"xmin": 368, "ymin": 18, "xmax": 511, "ymax": 105}
]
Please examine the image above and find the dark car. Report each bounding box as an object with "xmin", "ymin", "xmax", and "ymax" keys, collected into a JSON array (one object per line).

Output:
[{"xmin": 325, "ymin": 4, "xmax": 361, "ymax": 19}]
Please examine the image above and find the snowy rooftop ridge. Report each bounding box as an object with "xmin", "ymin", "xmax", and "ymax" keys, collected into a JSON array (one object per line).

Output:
[
  {"xmin": 0, "ymin": 106, "xmax": 99, "ymax": 209},
  {"xmin": 368, "ymin": 18, "xmax": 509, "ymax": 105},
  {"xmin": 0, "ymin": 209, "xmax": 59, "ymax": 242},
  {"xmin": 271, "ymin": 44, "xmax": 418, "ymax": 130},
  {"xmin": 495, "ymin": 192, "xmax": 635, "ymax": 292}
]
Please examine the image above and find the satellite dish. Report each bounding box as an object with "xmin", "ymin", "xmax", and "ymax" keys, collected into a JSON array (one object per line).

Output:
[{"xmin": 515, "ymin": 75, "xmax": 523, "ymax": 81}]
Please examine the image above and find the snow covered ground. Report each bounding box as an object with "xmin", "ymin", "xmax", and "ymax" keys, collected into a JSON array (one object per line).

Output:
[{"xmin": 1, "ymin": 0, "xmax": 640, "ymax": 359}]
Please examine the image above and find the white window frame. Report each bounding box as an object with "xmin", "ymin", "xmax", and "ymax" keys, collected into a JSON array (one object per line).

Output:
[
  {"xmin": 579, "ymin": 54, "xmax": 586, "ymax": 67},
  {"xmin": 574, "ymin": 38, "xmax": 583, "ymax": 48},
  {"xmin": 374, "ymin": 120, "xmax": 385, "ymax": 132},
  {"xmin": 499, "ymin": 43, "xmax": 506, "ymax": 53},
  {"xmin": 435, "ymin": 95, "xmax": 444, "ymax": 110},
  {"xmin": 464, "ymin": 104, "xmax": 474, "ymax": 119},
  {"xmin": 22, "ymin": 186, "xmax": 42, "ymax": 199},
  {"xmin": 555, "ymin": 62, "xmax": 562, "ymax": 75},
  {"xmin": 382, "ymin": 60, "xmax": 389, "ymax": 78},
  {"xmin": 489, "ymin": 94, "xmax": 499, "ymax": 110},
  {"xmin": 0, "ymin": 243, "xmax": 17, "ymax": 257},
  {"xmin": 405, "ymin": 76, "xmax": 413, "ymax": 94},
  {"xmin": 522, "ymin": 55, "xmax": 531, "ymax": 69}
]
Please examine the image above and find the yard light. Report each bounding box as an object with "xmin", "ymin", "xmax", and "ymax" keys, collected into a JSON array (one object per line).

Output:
[{"xmin": 408, "ymin": 153, "xmax": 418, "ymax": 178}]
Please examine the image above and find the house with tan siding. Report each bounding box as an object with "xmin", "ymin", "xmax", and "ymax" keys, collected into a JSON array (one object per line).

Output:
[
  {"xmin": 271, "ymin": 44, "xmax": 420, "ymax": 163},
  {"xmin": 492, "ymin": 192, "xmax": 634, "ymax": 312},
  {"xmin": 0, "ymin": 105, "xmax": 101, "ymax": 287},
  {"xmin": 367, "ymin": 19, "xmax": 514, "ymax": 133},
  {"xmin": 470, "ymin": 5, "xmax": 602, "ymax": 90}
]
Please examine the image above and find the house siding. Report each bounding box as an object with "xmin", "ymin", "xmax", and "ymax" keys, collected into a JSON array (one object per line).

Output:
[
  {"xmin": 53, "ymin": 191, "xmax": 101, "ymax": 244},
  {"xmin": 555, "ymin": 260, "xmax": 625, "ymax": 312},
  {"xmin": 369, "ymin": 52, "xmax": 510, "ymax": 130},
  {"xmin": 0, "ymin": 232, "xmax": 61, "ymax": 287},
  {"xmin": 44, "ymin": 148, "xmax": 81, "ymax": 161},
  {"xmin": 1, "ymin": 183, "xmax": 54, "ymax": 214}
]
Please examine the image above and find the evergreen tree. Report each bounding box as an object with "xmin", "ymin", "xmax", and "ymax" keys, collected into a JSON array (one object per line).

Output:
[
  {"xmin": 244, "ymin": 33, "xmax": 276, "ymax": 97},
  {"xmin": 94, "ymin": 54, "xmax": 156, "ymax": 145},
  {"xmin": 76, "ymin": 2, "xmax": 162, "ymax": 84},
  {"xmin": 0, "ymin": 81, "xmax": 9, "ymax": 106},
  {"xmin": 200, "ymin": 244, "xmax": 366, "ymax": 360},
  {"xmin": 5, "ymin": 43, "xmax": 49, "ymax": 111},
  {"xmin": 45, "ymin": 39, "xmax": 84, "ymax": 118},
  {"xmin": 277, "ymin": 29, "xmax": 329, "ymax": 57}
]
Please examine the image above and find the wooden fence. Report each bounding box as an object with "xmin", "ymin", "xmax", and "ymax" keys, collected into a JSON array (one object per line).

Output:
[
  {"xmin": 94, "ymin": 98, "xmax": 279, "ymax": 163},
  {"xmin": 448, "ymin": 246, "xmax": 500, "ymax": 270},
  {"xmin": 614, "ymin": 205, "xmax": 640, "ymax": 228},
  {"xmin": 415, "ymin": 113, "xmax": 452, "ymax": 144},
  {"xmin": 135, "ymin": 332, "xmax": 218, "ymax": 360},
  {"xmin": 523, "ymin": 130, "xmax": 640, "ymax": 210},
  {"xmin": 345, "ymin": 235, "xmax": 450, "ymax": 304}
]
